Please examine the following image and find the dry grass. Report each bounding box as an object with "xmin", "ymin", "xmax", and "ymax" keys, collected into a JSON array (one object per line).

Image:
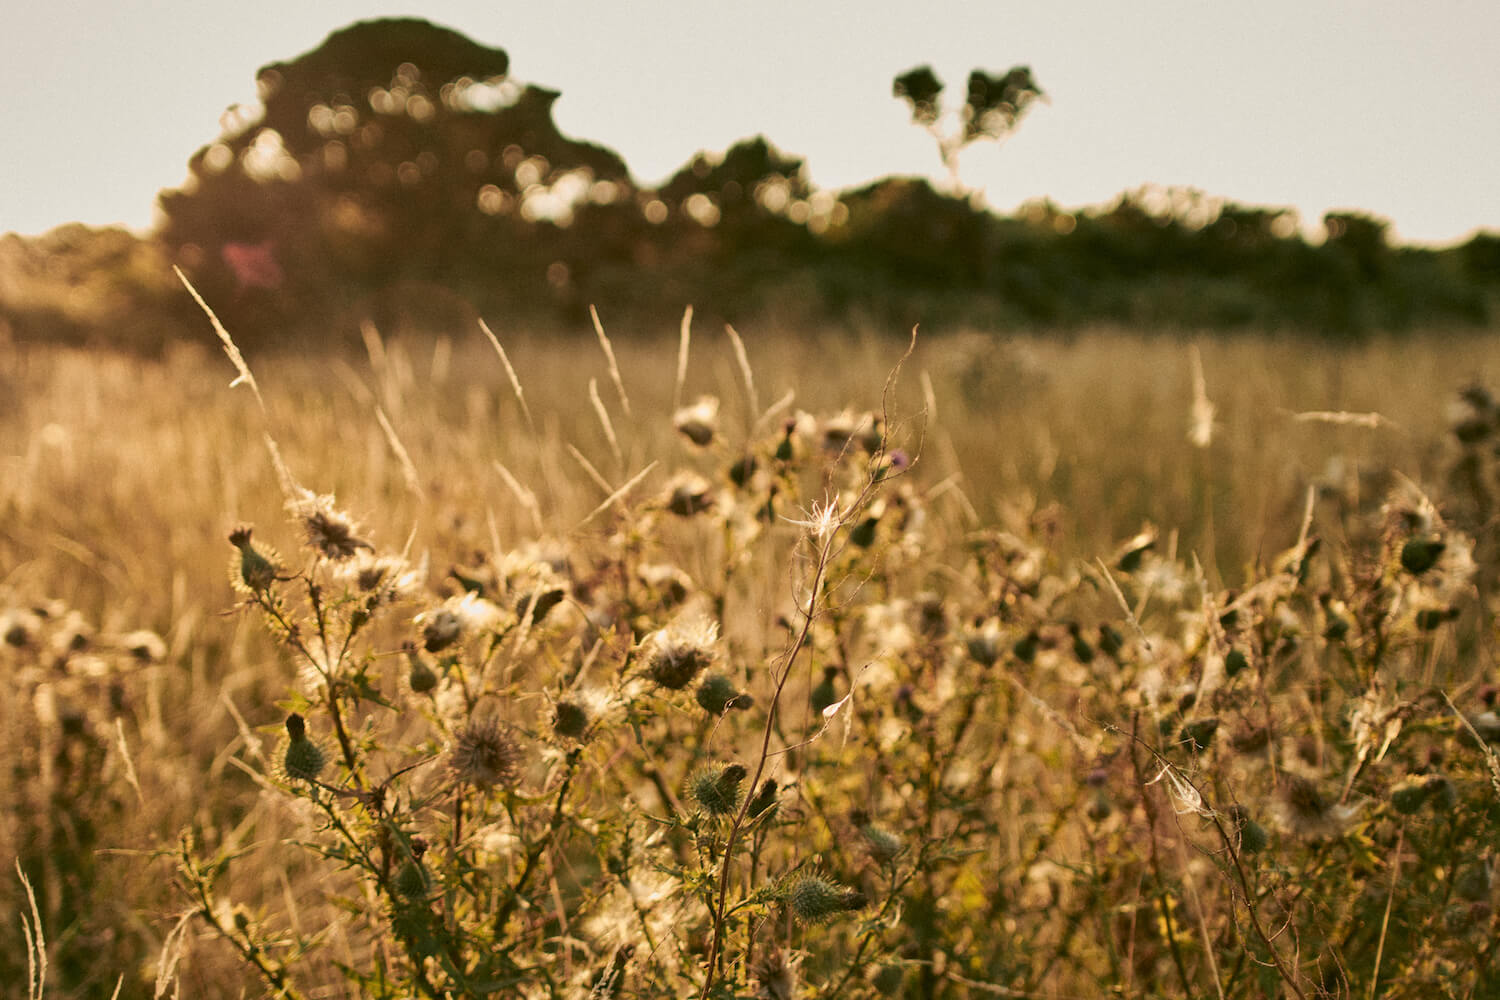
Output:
[{"xmin": 5, "ymin": 320, "xmax": 1500, "ymax": 998}]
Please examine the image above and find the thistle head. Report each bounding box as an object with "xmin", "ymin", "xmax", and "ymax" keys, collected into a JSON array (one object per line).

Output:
[{"xmin": 449, "ymin": 718, "xmax": 523, "ymax": 790}]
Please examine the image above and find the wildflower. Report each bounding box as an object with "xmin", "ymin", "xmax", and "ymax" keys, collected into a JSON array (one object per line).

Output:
[
  {"xmin": 228, "ymin": 525, "xmax": 280, "ymax": 593},
  {"xmin": 1272, "ymin": 774, "xmax": 1358, "ymax": 839},
  {"xmin": 672, "ymin": 395, "xmax": 720, "ymax": 447},
  {"xmin": 449, "ymin": 718, "xmax": 523, "ymax": 790},
  {"xmin": 2, "ymin": 607, "xmax": 40, "ymax": 648},
  {"xmin": 1113, "ymin": 525, "xmax": 1158, "ymax": 572},
  {"xmin": 1224, "ymin": 647, "xmax": 1250, "ymax": 677},
  {"xmin": 420, "ymin": 608, "xmax": 463, "ymax": 652},
  {"xmin": 1012, "ymin": 629, "xmax": 1039, "ymax": 665},
  {"xmin": 689, "ymin": 762, "xmax": 747, "ymax": 815},
  {"xmin": 728, "ymin": 453, "xmax": 758, "ymax": 488},
  {"xmin": 636, "ymin": 563, "xmax": 693, "ymax": 606},
  {"xmin": 1455, "ymin": 859, "xmax": 1493, "ymax": 902},
  {"xmin": 1227, "ymin": 805, "xmax": 1268, "ymax": 854},
  {"xmin": 643, "ymin": 616, "xmax": 719, "ymax": 690},
  {"xmin": 280, "ymin": 713, "xmax": 328, "ymax": 783},
  {"xmin": 782, "ymin": 872, "xmax": 866, "ymax": 923},
  {"xmin": 1067, "ymin": 622, "xmax": 1094, "ymax": 664},
  {"xmin": 394, "ymin": 859, "xmax": 431, "ymax": 900},
  {"xmin": 1097, "ymin": 623, "xmax": 1125, "ymax": 661},
  {"xmin": 285, "ymin": 491, "xmax": 372, "ymax": 560}
]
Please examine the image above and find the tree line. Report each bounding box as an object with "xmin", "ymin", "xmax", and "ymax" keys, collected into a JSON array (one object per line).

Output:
[{"xmin": 2, "ymin": 18, "xmax": 1496, "ymax": 350}]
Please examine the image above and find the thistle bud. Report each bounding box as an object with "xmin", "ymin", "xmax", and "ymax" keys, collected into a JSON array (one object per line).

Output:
[
  {"xmin": 1401, "ymin": 536, "xmax": 1445, "ymax": 576},
  {"xmin": 281, "ymin": 713, "xmax": 328, "ymax": 782},
  {"xmin": 1229, "ymin": 805, "xmax": 1269, "ymax": 854},
  {"xmin": 696, "ymin": 673, "xmax": 753, "ymax": 714},
  {"xmin": 783, "ymin": 873, "xmax": 866, "ymax": 923},
  {"xmin": 404, "ymin": 644, "xmax": 439, "ymax": 694},
  {"xmin": 857, "ymin": 819, "xmax": 903, "ymax": 865},
  {"xmin": 394, "ymin": 859, "xmax": 431, "ymax": 900},
  {"xmin": 747, "ymin": 778, "xmax": 779, "ymax": 819},
  {"xmin": 229, "ymin": 526, "xmax": 280, "ymax": 593},
  {"xmin": 689, "ymin": 763, "xmax": 747, "ymax": 815}
]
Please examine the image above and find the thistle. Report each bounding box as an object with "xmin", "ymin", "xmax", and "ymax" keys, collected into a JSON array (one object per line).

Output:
[
  {"xmin": 782, "ymin": 872, "xmax": 866, "ymax": 923},
  {"xmin": 229, "ymin": 526, "xmax": 280, "ymax": 594},
  {"xmin": 689, "ymin": 763, "xmax": 747, "ymax": 815},
  {"xmin": 644, "ymin": 617, "xmax": 719, "ymax": 690},
  {"xmin": 281, "ymin": 713, "xmax": 328, "ymax": 782},
  {"xmin": 449, "ymin": 719, "xmax": 523, "ymax": 790},
  {"xmin": 695, "ymin": 673, "xmax": 753, "ymax": 714}
]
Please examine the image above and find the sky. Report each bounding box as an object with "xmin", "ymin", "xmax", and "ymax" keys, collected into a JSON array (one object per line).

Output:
[{"xmin": 3, "ymin": 1, "xmax": 1497, "ymax": 246}]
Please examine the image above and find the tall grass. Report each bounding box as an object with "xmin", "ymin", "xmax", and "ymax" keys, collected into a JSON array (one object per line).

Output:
[{"xmin": 4, "ymin": 320, "xmax": 1500, "ymax": 997}]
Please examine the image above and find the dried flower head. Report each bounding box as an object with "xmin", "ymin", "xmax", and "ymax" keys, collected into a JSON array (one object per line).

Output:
[
  {"xmin": 643, "ymin": 616, "xmax": 719, "ymax": 689},
  {"xmin": 449, "ymin": 718, "xmax": 522, "ymax": 790},
  {"xmin": 673, "ymin": 395, "xmax": 720, "ymax": 447},
  {"xmin": 663, "ymin": 472, "xmax": 715, "ymax": 517},
  {"xmin": 117, "ymin": 629, "xmax": 167, "ymax": 662},
  {"xmin": 286, "ymin": 491, "xmax": 372, "ymax": 560},
  {"xmin": 552, "ymin": 698, "xmax": 590, "ymax": 739},
  {"xmin": 416, "ymin": 593, "xmax": 501, "ymax": 652}
]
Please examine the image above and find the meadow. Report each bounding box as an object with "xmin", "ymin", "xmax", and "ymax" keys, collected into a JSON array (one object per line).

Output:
[{"xmin": 5, "ymin": 313, "xmax": 1500, "ymax": 999}]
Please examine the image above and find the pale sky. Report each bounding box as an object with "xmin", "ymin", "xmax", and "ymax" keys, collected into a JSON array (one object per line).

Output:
[{"xmin": 3, "ymin": 1, "xmax": 1497, "ymax": 245}]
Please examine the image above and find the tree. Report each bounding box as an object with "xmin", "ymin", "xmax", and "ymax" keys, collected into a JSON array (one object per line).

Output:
[
  {"xmin": 893, "ymin": 63, "xmax": 1044, "ymax": 187},
  {"xmin": 157, "ymin": 18, "xmax": 634, "ymax": 338}
]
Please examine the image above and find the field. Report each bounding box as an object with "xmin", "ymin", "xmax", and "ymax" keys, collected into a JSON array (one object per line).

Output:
[{"xmin": 6, "ymin": 316, "xmax": 1500, "ymax": 999}]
